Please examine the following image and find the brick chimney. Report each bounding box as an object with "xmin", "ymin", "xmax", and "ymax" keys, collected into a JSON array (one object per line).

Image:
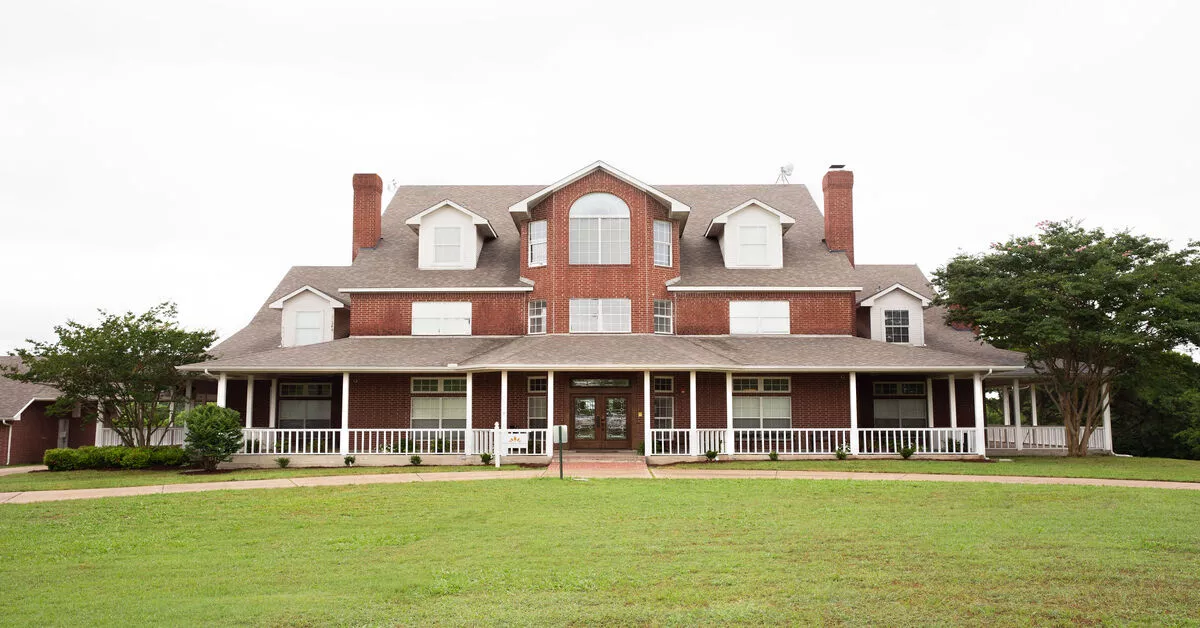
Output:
[
  {"xmin": 822, "ymin": 165, "xmax": 854, "ymax": 266},
  {"xmin": 352, "ymin": 173, "xmax": 383, "ymax": 261}
]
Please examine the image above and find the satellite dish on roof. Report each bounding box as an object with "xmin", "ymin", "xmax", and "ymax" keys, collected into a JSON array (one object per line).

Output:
[{"xmin": 775, "ymin": 162, "xmax": 794, "ymax": 184}]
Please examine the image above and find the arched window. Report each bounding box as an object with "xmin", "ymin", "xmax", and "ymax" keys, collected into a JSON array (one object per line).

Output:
[{"xmin": 569, "ymin": 192, "xmax": 630, "ymax": 264}]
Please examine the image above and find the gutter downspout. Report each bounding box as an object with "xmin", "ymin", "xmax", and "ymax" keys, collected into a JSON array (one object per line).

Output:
[{"xmin": 5, "ymin": 416, "xmax": 13, "ymax": 466}]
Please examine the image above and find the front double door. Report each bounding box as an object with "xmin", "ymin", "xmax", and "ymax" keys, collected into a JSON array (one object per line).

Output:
[{"xmin": 571, "ymin": 394, "xmax": 631, "ymax": 449}]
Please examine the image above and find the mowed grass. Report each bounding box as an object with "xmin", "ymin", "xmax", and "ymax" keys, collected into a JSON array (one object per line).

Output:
[
  {"xmin": 0, "ymin": 464, "xmax": 525, "ymax": 492},
  {"xmin": 678, "ymin": 455, "xmax": 1200, "ymax": 483},
  {"xmin": 1, "ymin": 480, "xmax": 1198, "ymax": 626}
]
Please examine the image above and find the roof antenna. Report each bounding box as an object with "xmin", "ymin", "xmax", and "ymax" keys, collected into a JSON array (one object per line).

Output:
[
  {"xmin": 386, "ymin": 178, "xmax": 398, "ymax": 194},
  {"xmin": 775, "ymin": 163, "xmax": 794, "ymax": 184}
]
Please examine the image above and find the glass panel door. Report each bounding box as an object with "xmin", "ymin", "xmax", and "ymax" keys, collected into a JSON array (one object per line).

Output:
[
  {"xmin": 605, "ymin": 397, "xmax": 627, "ymax": 441},
  {"xmin": 574, "ymin": 397, "xmax": 597, "ymax": 442}
]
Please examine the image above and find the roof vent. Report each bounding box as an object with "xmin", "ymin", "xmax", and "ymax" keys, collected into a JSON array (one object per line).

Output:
[{"xmin": 829, "ymin": 164, "xmax": 845, "ymax": 170}]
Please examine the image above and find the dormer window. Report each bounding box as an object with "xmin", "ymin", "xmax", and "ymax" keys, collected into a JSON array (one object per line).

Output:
[
  {"xmin": 529, "ymin": 220, "xmax": 547, "ymax": 267},
  {"xmin": 433, "ymin": 226, "xmax": 462, "ymax": 265},
  {"xmin": 569, "ymin": 193, "xmax": 630, "ymax": 265},
  {"xmin": 861, "ymin": 283, "xmax": 931, "ymax": 346},
  {"xmin": 268, "ymin": 285, "xmax": 344, "ymax": 348},
  {"xmin": 703, "ymin": 199, "xmax": 794, "ymax": 269},
  {"xmin": 884, "ymin": 310, "xmax": 910, "ymax": 343},
  {"xmin": 739, "ymin": 225, "xmax": 768, "ymax": 266},
  {"xmin": 293, "ymin": 311, "xmax": 323, "ymax": 346}
]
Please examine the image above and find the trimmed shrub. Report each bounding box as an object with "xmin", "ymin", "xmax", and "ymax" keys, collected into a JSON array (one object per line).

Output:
[
  {"xmin": 180, "ymin": 403, "xmax": 244, "ymax": 472},
  {"xmin": 149, "ymin": 446, "xmax": 190, "ymax": 467},
  {"xmin": 344, "ymin": 455, "xmax": 356, "ymax": 467},
  {"xmin": 705, "ymin": 450, "xmax": 718, "ymax": 462},
  {"xmin": 120, "ymin": 448, "xmax": 153, "ymax": 469},
  {"xmin": 900, "ymin": 445, "xmax": 917, "ymax": 460},
  {"xmin": 43, "ymin": 448, "xmax": 78, "ymax": 471},
  {"xmin": 74, "ymin": 446, "xmax": 105, "ymax": 469},
  {"xmin": 479, "ymin": 452, "xmax": 493, "ymax": 465},
  {"xmin": 410, "ymin": 455, "xmax": 422, "ymax": 466},
  {"xmin": 274, "ymin": 457, "xmax": 290, "ymax": 468},
  {"xmin": 768, "ymin": 450, "xmax": 779, "ymax": 461}
]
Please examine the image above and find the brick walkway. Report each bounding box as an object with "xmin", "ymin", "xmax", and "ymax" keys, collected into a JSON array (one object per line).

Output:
[{"xmin": 3, "ymin": 464, "xmax": 1198, "ymax": 504}]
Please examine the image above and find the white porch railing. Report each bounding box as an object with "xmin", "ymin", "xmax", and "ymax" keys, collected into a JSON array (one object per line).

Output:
[
  {"xmin": 697, "ymin": 429, "xmax": 726, "ymax": 455},
  {"xmin": 348, "ymin": 429, "xmax": 467, "ymax": 455},
  {"xmin": 734, "ymin": 428, "xmax": 851, "ymax": 455},
  {"xmin": 859, "ymin": 428, "xmax": 977, "ymax": 455},
  {"xmin": 502, "ymin": 429, "xmax": 547, "ymax": 456},
  {"xmin": 240, "ymin": 429, "xmax": 339, "ymax": 455},
  {"xmin": 649, "ymin": 429, "xmax": 691, "ymax": 455},
  {"xmin": 986, "ymin": 425, "xmax": 1107, "ymax": 450},
  {"xmin": 472, "ymin": 429, "xmax": 495, "ymax": 456},
  {"xmin": 97, "ymin": 426, "xmax": 188, "ymax": 447}
]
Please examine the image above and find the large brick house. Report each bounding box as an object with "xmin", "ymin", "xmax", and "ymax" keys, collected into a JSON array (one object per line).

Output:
[
  {"xmin": 0, "ymin": 357, "xmax": 98, "ymax": 465},
  {"xmin": 173, "ymin": 161, "xmax": 1111, "ymax": 465}
]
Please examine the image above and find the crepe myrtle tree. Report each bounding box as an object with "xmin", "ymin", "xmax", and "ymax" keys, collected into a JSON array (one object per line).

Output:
[
  {"xmin": 933, "ymin": 220, "xmax": 1200, "ymax": 456},
  {"xmin": 1, "ymin": 303, "xmax": 216, "ymax": 447}
]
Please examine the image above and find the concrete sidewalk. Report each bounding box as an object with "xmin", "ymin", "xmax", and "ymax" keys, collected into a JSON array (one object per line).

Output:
[{"xmin": 3, "ymin": 466, "xmax": 1198, "ymax": 504}]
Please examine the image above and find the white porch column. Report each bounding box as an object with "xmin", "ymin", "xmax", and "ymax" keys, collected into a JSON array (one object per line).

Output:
[
  {"xmin": 724, "ymin": 371, "xmax": 735, "ymax": 456},
  {"xmin": 94, "ymin": 403, "xmax": 105, "ymax": 446},
  {"xmin": 340, "ymin": 372, "xmax": 350, "ymax": 456},
  {"xmin": 948, "ymin": 374, "xmax": 958, "ymax": 427},
  {"xmin": 268, "ymin": 378, "xmax": 278, "ymax": 428},
  {"xmin": 642, "ymin": 371, "xmax": 651, "ymax": 457},
  {"xmin": 848, "ymin": 372, "xmax": 859, "ymax": 455},
  {"xmin": 500, "ymin": 370, "xmax": 509, "ymax": 433},
  {"xmin": 245, "ymin": 375, "xmax": 255, "ymax": 428},
  {"xmin": 1030, "ymin": 383, "xmax": 1039, "ymax": 426},
  {"xmin": 973, "ymin": 372, "xmax": 986, "ymax": 456},
  {"xmin": 925, "ymin": 376, "xmax": 934, "ymax": 428},
  {"xmin": 689, "ymin": 370, "xmax": 698, "ymax": 456},
  {"xmin": 546, "ymin": 370, "xmax": 555, "ymax": 458},
  {"xmin": 1102, "ymin": 382, "xmax": 1113, "ymax": 452},
  {"xmin": 464, "ymin": 373, "xmax": 474, "ymax": 456},
  {"xmin": 1002, "ymin": 387, "xmax": 1011, "ymax": 425},
  {"xmin": 216, "ymin": 372, "xmax": 228, "ymax": 408},
  {"xmin": 1012, "ymin": 380, "xmax": 1023, "ymax": 451},
  {"xmin": 184, "ymin": 379, "xmax": 193, "ymax": 412}
]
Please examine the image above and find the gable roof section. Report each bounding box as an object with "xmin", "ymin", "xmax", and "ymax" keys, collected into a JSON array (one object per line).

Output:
[
  {"xmin": 507, "ymin": 161, "xmax": 691, "ymax": 226},
  {"xmin": 860, "ymin": 282, "xmax": 932, "ymax": 307},
  {"xmin": 405, "ymin": 200, "xmax": 498, "ymax": 239},
  {"xmin": 0, "ymin": 357, "xmax": 60, "ymax": 419},
  {"xmin": 852, "ymin": 264, "xmax": 935, "ymax": 303},
  {"xmin": 702, "ymin": 199, "xmax": 796, "ymax": 238},
  {"xmin": 267, "ymin": 285, "xmax": 345, "ymax": 310}
]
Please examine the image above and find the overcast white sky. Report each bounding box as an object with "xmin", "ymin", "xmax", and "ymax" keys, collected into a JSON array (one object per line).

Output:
[{"xmin": 1, "ymin": 0, "xmax": 1197, "ymax": 350}]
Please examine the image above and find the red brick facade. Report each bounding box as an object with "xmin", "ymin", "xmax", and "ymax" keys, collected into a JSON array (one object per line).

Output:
[
  {"xmin": 674, "ymin": 291, "xmax": 857, "ymax": 335},
  {"xmin": 822, "ymin": 168, "xmax": 854, "ymax": 266},
  {"xmin": 349, "ymin": 292, "xmax": 527, "ymax": 336},
  {"xmin": 351, "ymin": 173, "xmax": 382, "ymax": 260}
]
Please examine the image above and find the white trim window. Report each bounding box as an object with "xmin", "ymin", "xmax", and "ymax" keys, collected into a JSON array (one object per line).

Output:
[
  {"xmin": 732, "ymin": 396, "xmax": 791, "ymax": 429},
  {"xmin": 412, "ymin": 302, "xmax": 472, "ymax": 336},
  {"xmin": 432, "ymin": 226, "xmax": 462, "ymax": 265},
  {"xmin": 528, "ymin": 220, "xmax": 547, "ymax": 267},
  {"xmin": 884, "ymin": 310, "xmax": 910, "ymax": 343},
  {"xmin": 653, "ymin": 220, "xmax": 672, "ymax": 267},
  {"xmin": 739, "ymin": 225, "xmax": 768, "ymax": 266},
  {"xmin": 411, "ymin": 397, "xmax": 467, "ymax": 429},
  {"xmin": 528, "ymin": 396, "xmax": 548, "ymax": 429},
  {"xmin": 528, "ymin": 299, "xmax": 547, "ymax": 334},
  {"xmin": 732, "ymin": 376, "xmax": 790, "ymax": 393},
  {"xmin": 653, "ymin": 299, "xmax": 673, "ymax": 334},
  {"xmin": 569, "ymin": 192, "xmax": 630, "ymax": 265},
  {"xmin": 873, "ymin": 382, "xmax": 926, "ymax": 396},
  {"xmin": 729, "ymin": 301, "xmax": 789, "ymax": 335},
  {"xmin": 528, "ymin": 376, "xmax": 548, "ymax": 393},
  {"xmin": 569, "ymin": 298, "xmax": 631, "ymax": 333},
  {"xmin": 653, "ymin": 376, "xmax": 674, "ymax": 393},
  {"xmin": 411, "ymin": 377, "xmax": 468, "ymax": 393},
  {"xmin": 652, "ymin": 396, "xmax": 674, "ymax": 429},
  {"xmin": 293, "ymin": 311, "xmax": 324, "ymax": 346},
  {"xmin": 278, "ymin": 382, "xmax": 333, "ymax": 429},
  {"xmin": 873, "ymin": 399, "xmax": 927, "ymax": 428}
]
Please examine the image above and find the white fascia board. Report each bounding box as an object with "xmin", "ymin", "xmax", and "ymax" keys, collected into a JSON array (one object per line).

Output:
[
  {"xmin": 180, "ymin": 363, "xmax": 1025, "ymax": 374},
  {"xmin": 859, "ymin": 283, "xmax": 933, "ymax": 306},
  {"xmin": 703, "ymin": 199, "xmax": 797, "ymax": 238},
  {"xmin": 11, "ymin": 396, "xmax": 58, "ymax": 421},
  {"xmin": 338, "ymin": 286, "xmax": 533, "ymax": 293},
  {"xmin": 268, "ymin": 285, "xmax": 346, "ymax": 310},
  {"xmin": 405, "ymin": 200, "xmax": 498, "ymax": 239},
  {"xmin": 666, "ymin": 286, "xmax": 863, "ymax": 292},
  {"xmin": 507, "ymin": 160, "xmax": 691, "ymax": 224}
]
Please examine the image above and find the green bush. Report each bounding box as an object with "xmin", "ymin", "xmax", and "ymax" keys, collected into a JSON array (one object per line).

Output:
[
  {"xmin": 900, "ymin": 445, "xmax": 917, "ymax": 460},
  {"xmin": 74, "ymin": 446, "xmax": 105, "ymax": 469},
  {"xmin": 274, "ymin": 457, "xmax": 290, "ymax": 468},
  {"xmin": 149, "ymin": 446, "xmax": 190, "ymax": 467},
  {"xmin": 705, "ymin": 450, "xmax": 718, "ymax": 462},
  {"xmin": 410, "ymin": 455, "xmax": 422, "ymax": 466},
  {"xmin": 768, "ymin": 450, "xmax": 779, "ymax": 461},
  {"xmin": 479, "ymin": 452, "xmax": 493, "ymax": 465},
  {"xmin": 180, "ymin": 403, "xmax": 244, "ymax": 472},
  {"xmin": 344, "ymin": 455, "xmax": 356, "ymax": 467},
  {"xmin": 43, "ymin": 448, "xmax": 78, "ymax": 471},
  {"xmin": 835, "ymin": 446, "xmax": 849, "ymax": 460},
  {"xmin": 121, "ymin": 448, "xmax": 153, "ymax": 469}
]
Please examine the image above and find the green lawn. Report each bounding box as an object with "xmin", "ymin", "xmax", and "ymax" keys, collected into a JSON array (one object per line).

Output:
[
  {"xmin": 678, "ymin": 455, "xmax": 1200, "ymax": 483},
  {"xmin": 0, "ymin": 464, "xmax": 524, "ymax": 492},
  {"xmin": 1, "ymin": 480, "xmax": 1197, "ymax": 625}
]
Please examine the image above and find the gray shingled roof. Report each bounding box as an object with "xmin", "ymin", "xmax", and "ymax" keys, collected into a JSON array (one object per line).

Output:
[
  {"xmin": 0, "ymin": 357, "xmax": 60, "ymax": 419},
  {"xmin": 181, "ymin": 334, "xmax": 1024, "ymax": 373}
]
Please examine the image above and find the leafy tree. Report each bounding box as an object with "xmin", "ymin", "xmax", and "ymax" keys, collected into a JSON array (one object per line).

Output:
[
  {"xmin": 180, "ymin": 403, "xmax": 244, "ymax": 471},
  {"xmin": 1112, "ymin": 350, "xmax": 1200, "ymax": 459},
  {"xmin": 2, "ymin": 303, "xmax": 216, "ymax": 447},
  {"xmin": 933, "ymin": 220, "xmax": 1200, "ymax": 456}
]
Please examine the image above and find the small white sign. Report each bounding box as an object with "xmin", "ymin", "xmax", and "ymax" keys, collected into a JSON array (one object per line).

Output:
[
  {"xmin": 505, "ymin": 432, "xmax": 529, "ymax": 451},
  {"xmin": 552, "ymin": 425, "xmax": 569, "ymax": 444}
]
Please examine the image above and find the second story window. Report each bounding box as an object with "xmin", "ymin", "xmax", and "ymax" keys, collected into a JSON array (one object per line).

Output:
[
  {"xmin": 653, "ymin": 300, "xmax": 673, "ymax": 334},
  {"xmin": 729, "ymin": 301, "xmax": 789, "ymax": 335},
  {"xmin": 294, "ymin": 311, "xmax": 323, "ymax": 346},
  {"xmin": 569, "ymin": 298, "xmax": 631, "ymax": 333},
  {"xmin": 738, "ymin": 225, "xmax": 768, "ymax": 266},
  {"xmin": 569, "ymin": 192, "xmax": 630, "ymax": 265},
  {"xmin": 653, "ymin": 220, "xmax": 672, "ymax": 266},
  {"xmin": 884, "ymin": 310, "xmax": 910, "ymax": 343},
  {"xmin": 411, "ymin": 302, "xmax": 472, "ymax": 336},
  {"xmin": 528, "ymin": 220, "xmax": 547, "ymax": 267},
  {"xmin": 433, "ymin": 226, "xmax": 462, "ymax": 265},
  {"xmin": 528, "ymin": 300, "xmax": 547, "ymax": 334}
]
